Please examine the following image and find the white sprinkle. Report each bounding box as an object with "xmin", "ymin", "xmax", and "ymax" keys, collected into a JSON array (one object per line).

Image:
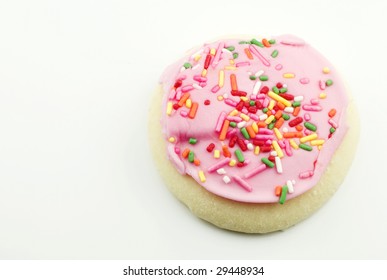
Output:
[
  {"xmin": 275, "ymin": 157, "xmax": 283, "ymax": 174},
  {"xmin": 294, "ymin": 95, "xmax": 304, "ymax": 102},
  {"xmin": 284, "ymin": 107, "xmax": 294, "ymax": 113},
  {"xmin": 223, "ymin": 93, "xmax": 228, "ymax": 98},
  {"xmin": 247, "ymin": 143, "xmax": 254, "ymax": 150},
  {"xmin": 287, "ymin": 180, "xmax": 294, "ymax": 193},
  {"xmin": 179, "ymin": 66, "xmax": 186, "ymax": 72},
  {"xmin": 237, "ymin": 121, "xmax": 247, "ymax": 128},
  {"xmin": 217, "ymin": 168, "xmax": 226, "ymax": 175},
  {"xmin": 255, "ymin": 70, "xmax": 264, "ymax": 77},
  {"xmin": 192, "ymin": 64, "xmax": 200, "ymax": 71},
  {"xmin": 247, "ymin": 71, "xmax": 252, "ymax": 75},
  {"xmin": 223, "ymin": 175, "xmax": 231, "ymax": 184},
  {"xmin": 270, "ymin": 151, "xmax": 278, "ymax": 157},
  {"xmin": 190, "ymin": 49, "xmax": 204, "ymax": 59},
  {"xmin": 282, "ymin": 127, "xmax": 289, "ymax": 133},
  {"xmin": 222, "ymin": 48, "xmax": 232, "ymax": 55},
  {"xmin": 282, "ymin": 84, "xmax": 288, "ymax": 88},
  {"xmin": 252, "ymin": 81, "xmax": 262, "ymax": 94},
  {"xmin": 192, "ymin": 83, "xmax": 203, "ymax": 90},
  {"xmin": 259, "ymin": 114, "xmax": 268, "ymax": 121}
]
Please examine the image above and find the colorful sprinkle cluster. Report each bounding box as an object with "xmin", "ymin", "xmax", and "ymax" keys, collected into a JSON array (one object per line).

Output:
[{"xmin": 162, "ymin": 36, "xmax": 345, "ymax": 204}]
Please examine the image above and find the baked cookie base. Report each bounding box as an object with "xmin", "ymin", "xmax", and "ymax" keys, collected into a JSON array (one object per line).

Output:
[{"xmin": 149, "ymin": 85, "xmax": 359, "ymax": 233}]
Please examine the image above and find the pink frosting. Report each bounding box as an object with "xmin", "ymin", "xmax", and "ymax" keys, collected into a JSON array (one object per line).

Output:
[{"xmin": 159, "ymin": 35, "xmax": 349, "ymax": 203}]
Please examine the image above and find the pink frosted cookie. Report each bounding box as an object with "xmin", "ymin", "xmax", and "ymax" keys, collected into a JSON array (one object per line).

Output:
[{"xmin": 150, "ymin": 35, "xmax": 359, "ymax": 233}]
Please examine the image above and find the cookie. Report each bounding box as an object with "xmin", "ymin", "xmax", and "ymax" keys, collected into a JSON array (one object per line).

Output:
[{"xmin": 150, "ymin": 35, "xmax": 359, "ymax": 233}]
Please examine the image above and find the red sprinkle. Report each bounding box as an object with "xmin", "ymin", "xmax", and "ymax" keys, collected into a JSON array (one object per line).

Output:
[
  {"xmin": 279, "ymin": 93, "xmax": 294, "ymax": 101},
  {"xmin": 204, "ymin": 99, "xmax": 211, "ymax": 105},
  {"xmin": 231, "ymin": 90, "xmax": 247, "ymax": 97},
  {"xmin": 255, "ymin": 100, "xmax": 263, "ymax": 109},
  {"xmin": 237, "ymin": 138, "xmax": 248, "ymax": 151},
  {"xmin": 260, "ymin": 86, "xmax": 270, "ymax": 94},
  {"xmin": 174, "ymin": 80, "xmax": 182, "ymax": 88},
  {"xmin": 206, "ymin": 143, "xmax": 215, "ymax": 152},
  {"xmin": 236, "ymin": 101, "xmax": 245, "ymax": 111},
  {"xmin": 260, "ymin": 145, "xmax": 272, "ymax": 153},
  {"xmin": 229, "ymin": 135, "xmax": 238, "ymax": 148},
  {"xmin": 289, "ymin": 117, "xmax": 303, "ymax": 127},
  {"xmin": 204, "ymin": 54, "xmax": 211, "ymax": 69},
  {"xmin": 173, "ymin": 103, "xmax": 180, "ymax": 110},
  {"xmin": 268, "ymin": 155, "xmax": 276, "ymax": 163},
  {"xmin": 276, "ymin": 82, "xmax": 283, "ymax": 89},
  {"xmin": 253, "ymin": 140, "xmax": 265, "ymax": 146},
  {"xmin": 237, "ymin": 162, "xmax": 245, "ymax": 167},
  {"xmin": 248, "ymin": 106, "xmax": 258, "ymax": 113}
]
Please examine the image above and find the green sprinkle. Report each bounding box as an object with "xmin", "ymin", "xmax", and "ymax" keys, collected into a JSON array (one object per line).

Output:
[
  {"xmin": 271, "ymin": 49, "xmax": 279, "ymax": 58},
  {"xmin": 239, "ymin": 41, "xmax": 251, "ymax": 44},
  {"xmin": 330, "ymin": 127, "xmax": 336, "ymax": 134},
  {"xmin": 226, "ymin": 46, "xmax": 235, "ymax": 51},
  {"xmin": 299, "ymin": 143, "xmax": 313, "ymax": 151},
  {"xmin": 229, "ymin": 122, "xmax": 237, "ymax": 128},
  {"xmin": 326, "ymin": 79, "xmax": 333, "ymax": 86},
  {"xmin": 249, "ymin": 75, "xmax": 257, "ymax": 80},
  {"xmin": 268, "ymin": 39, "xmax": 276, "ymax": 44},
  {"xmin": 282, "ymin": 113, "xmax": 290, "ymax": 120},
  {"xmin": 233, "ymin": 53, "xmax": 239, "ymax": 59},
  {"xmin": 251, "ymin": 38, "xmax": 264, "ymax": 48},
  {"xmin": 259, "ymin": 75, "xmax": 269, "ymax": 81},
  {"xmin": 189, "ymin": 138, "xmax": 197, "ymax": 144},
  {"xmin": 262, "ymin": 157, "xmax": 275, "ymax": 168},
  {"xmin": 272, "ymin": 86, "xmax": 280, "ymax": 94},
  {"xmin": 183, "ymin": 62, "xmax": 192, "ymax": 69},
  {"xmin": 262, "ymin": 108, "xmax": 269, "ymax": 113},
  {"xmin": 279, "ymin": 186, "xmax": 288, "ymax": 204},
  {"xmin": 292, "ymin": 101, "xmax": 301, "ymax": 107},
  {"xmin": 188, "ymin": 151, "xmax": 194, "ymax": 163},
  {"xmin": 268, "ymin": 122, "xmax": 275, "ymax": 130},
  {"xmin": 279, "ymin": 87, "xmax": 288, "ymax": 93},
  {"xmin": 240, "ymin": 127, "xmax": 250, "ymax": 140},
  {"xmin": 304, "ymin": 122, "xmax": 317, "ymax": 132},
  {"xmin": 235, "ymin": 149, "xmax": 245, "ymax": 163},
  {"xmin": 249, "ymin": 100, "xmax": 256, "ymax": 106}
]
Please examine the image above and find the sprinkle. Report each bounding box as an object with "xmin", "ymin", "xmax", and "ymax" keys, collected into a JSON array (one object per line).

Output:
[
  {"xmin": 183, "ymin": 62, "xmax": 192, "ymax": 69},
  {"xmin": 259, "ymin": 75, "xmax": 269, "ymax": 81},
  {"xmin": 289, "ymin": 117, "xmax": 303, "ymax": 127},
  {"xmin": 233, "ymin": 53, "xmax": 239, "ymax": 59},
  {"xmin": 275, "ymin": 157, "xmax": 283, "ymax": 173},
  {"xmin": 189, "ymin": 138, "xmax": 197, "ymax": 144},
  {"xmin": 311, "ymin": 139, "xmax": 325, "ymax": 146},
  {"xmin": 237, "ymin": 121, "xmax": 247, "ymax": 128},
  {"xmin": 217, "ymin": 70, "xmax": 225, "ymax": 88},
  {"xmin": 284, "ymin": 140, "xmax": 292, "ymax": 156},
  {"xmin": 287, "ymin": 180, "xmax": 294, "ymax": 194},
  {"xmin": 268, "ymin": 39, "xmax": 276, "ymax": 44},
  {"xmin": 262, "ymin": 38, "xmax": 271, "ymax": 47},
  {"xmin": 219, "ymin": 119, "xmax": 230, "ymax": 140},
  {"xmin": 166, "ymin": 101, "xmax": 173, "ymax": 116},
  {"xmin": 208, "ymin": 158, "xmax": 231, "ymax": 173},
  {"xmin": 182, "ymin": 148, "xmax": 190, "ymax": 158},
  {"xmin": 292, "ymin": 101, "xmax": 301, "ymax": 107},
  {"xmin": 254, "ymin": 146, "xmax": 260, "ymax": 155},
  {"xmin": 188, "ymin": 151, "xmax": 194, "ymax": 163},
  {"xmin": 214, "ymin": 149, "xmax": 221, "ymax": 159},
  {"xmin": 206, "ymin": 143, "xmax": 215, "ymax": 152},
  {"xmin": 223, "ymin": 176, "xmax": 231, "ymax": 184},
  {"xmin": 181, "ymin": 85, "xmax": 194, "ymax": 93},
  {"xmin": 249, "ymin": 45, "xmax": 270, "ymax": 66},
  {"xmin": 250, "ymin": 38, "xmax": 264, "ymax": 47},
  {"xmin": 271, "ymin": 49, "xmax": 279, "ymax": 58},
  {"xmin": 240, "ymin": 127, "xmax": 250, "ymax": 140},
  {"xmin": 319, "ymin": 80, "xmax": 326, "ymax": 90},
  {"xmin": 330, "ymin": 127, "xmax": 336, "ymax": 134},
  {"xmin": 198, "ymin": 170, "xmax": 206, "ymax": 182},
  {"xmin": 265, "ymin": 114, "xmax": 275, "ymax": 125},
  {"xmin": 168, "ymin": 137, "xmax": 175, "ymax": 143},
  {"xmin": 244, "ymin": 164, "xmax": 267, "ymax": 179},
  {"xmin": 275, "ymin": 186, "xmax": 282, "ymax": 196},
  {"xmin": 272, "ymin": 140, "xmax": 284, "ymax": 158},
  {"xmin": 262, "ymin": 157, "xmax": 275, "ymax": 168},
  {"xmin": 268, "ymin": 91, "xmax": 292, "ymax": 107},
  {"xmin": 246, "ymin": 126, "xmax": 256, "ymax": 138},
  {"xmin": 252, "ymin": 81, "xmax": 262, "ymax": 94},
  {"xmin": 319, "ymin": 92, "xmax": 327, "ymax": 99},
  {"xmin": 328, "ymin": 118, "xmax": 338, "ymax": 129},
  {"xmin": 275, "ymin": 64, "xmax": 283, "ymax": 70},
  {"xmin": 240, "ymin": 113, "xmax": 250, "ymax": 121},
  {"xmin": 293, "ymin": 106, "xmax": 301, "ymax": 117},
  {"xmin": 232, "ymin": 175, "xmax": 253, "ymax": 192},
  {"xmin": 230, "ymin": 74, "xmax": 238, "ymax": 90},
  {"xmin": 247, "ymin": 143, "xmax": 254, "ymax": 151},
  {"xmin": 273, "ymin": 127, "xmax": 283, "ymax": 140},
  {"xmin": 229, "ymin": 159, "xmax": 236, "ymax": 167},
  {"xmin": 290, "ymin": 139, "xmax": 299, "ymax": 149},
  {"xmin": 194, "ymin": 159, "xmax": 200, "ymax": 166},
  {"xmin": 299, "ymin": 78, "xmax": 310, "ymax": 84},
  {"xmin": 215, "ymin": 112, "xmax": 227, "ymax": 133},
  {"xmin": 274, "ymin": 117, "xmax": 284, "ymax": 129},
  {"xmin": 300, "ymin": 133, "xmax": 318, "ymax": 143},
  {"xmin": 244, "ymin": 48, "xmax": 253, "ymax": 59},
  {"xmin": 283, "ymin": 73, "xmax": 295, "ymax": 78},
  {"xmin": 279, "ymin": 186, "xmax": 288, "ymax": 204},
  {"xmin": 299, "ymin": 143, "xmax": 313, "ymax": 151},
  {"xmin": 304, "ymin": 122, "xmax": 317, "ymax": 132},
  {"xmin": 323, "ymin": 67, "xmax": 330, "ymax": 74},
  {"xmin": 294, "ymin": 95, "xmax": 304, "ymax": 102},
  {"xmin": 235, "ymin": 149, "xmax": 245, "ymax": 162},
  {"xmin": 302, "ymin": 105, "xmax": 323, "ymax": 112},
  {"xmin": 326, "ymin": 79, "xmax": 333, "ymax": 86},
  {"xmin": 249, "ymin": 75, "xmax": 256, "ymax": 80},
  {"xmin": 185, "ymin": 99, "xmax": 192, "ymax": 109},
  {"xmin": 299, "ymin": 170, "xmax": 314, "ymax": 179},
  {"xmin": 328, "ymin": 109, "xmax": 337, "ymax": 118},
  {"xmin": 188, "ymin": 102, "xmax": 198, "ymax": 119}
]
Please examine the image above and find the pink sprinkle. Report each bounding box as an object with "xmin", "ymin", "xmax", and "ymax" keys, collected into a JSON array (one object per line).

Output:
[
  {"xmin": 180, "ymin": 110, "xmax": 188, "ymax": 117},
  {"xmin": 199, "ymin": 82, "xmax": 207, "ymax": 87},
  {"xmin": 262, "ymin": 98, "xmax": 270, "ymax": 108},
  {"xmin": 175, "ymin": 90, "xmax": 182, "ymax": 100},
  {"xmin": 265, "ymin": 140, "xmax": 272, "ymax": 146},
  {"xmin": 174, "ymin": 147, "xmax": 180, "ymax": 154},
  {"xmin": 304, "ymin": 129, "xmax": 312, "ymax": 136},
  {"xmin": 236, "ymin": 61, "xmax": 251, "ymax": 67},
  {"xmin": 211, "ymin": 42, "xmax": 225, "ymax": 68},
  {"xmin": 328, "ymin": 118, "xmax": 338, "ymax": 128},
  {"xmin": 304, "ymin": 113, "xmax": 311, "ymax": 121},
  {"xmin": 319, "ymin": 80, "xmax": 326, "ymax": 90},
  {"xmin": 255, "ymin": 134, "xmax": 274, "ymax": 140},
  {"xmin": 181, "ymin": 85, "xmax": 194, "ymax": 93},
  {"xmin": 232, "ymin": 175, "xmax": 253, "ymax": 192},
  {"xmin": 310, "ymin": 98, "xmax": 319, "ymax": 105},
  {"xmin": 208, "ymin": 158, "xmax": 231, "ymax": 173},
  {"xmin": 278, "ymin": 140, "xmax": 285, "ymax": 149},
  {"xmin": 300, "ymin": 78, "xmax": 310, "ymax": 84},
  {"xmin": 215, "ymin": 112, "xmax": 227, "ymax": 133},
  {"xmin": 249, "ymin": 114, "xmax": 259, "ymax": 121},
  {"xmin": 227, "ymin": 116, "xmax": 242, "ymax": 122},
  {"xmin": 224, "ymin": 98, "xmax": 237, "ymax": 107},
  {"xmin": 275, "ymin": 64, "xmax": 283, "ymax": 70},
  {"xmin": 299, "ymin": 170, "xmax": 314, "ymax": 179},
  {"xmin": 257, "ymin": 128, "xmax": 273, "ymax": 135},
  {"xmin": 193, "ymin": 75, "xmax": 207, "ymax": 82},
  {"xmin": 302, "ymin": 105, "xmax": 323, "ymax": 111},
  {"xmin": 244, "ymin": 164, "xmax": 267, "ymax": 179},
  {"xmin": 284, "ymin": 140, "xmax": 293, "ymax": 156},
  {"xmin": 250, "ymin": 94, "xmax": 257, "ymax": 100},
  {"xmin": 169, "ymin": 89, "xmax": 177, "ymax": 100},
  {"xmin": 226, "ymin": 128, "xmax": 237, "ymax": 138},
  {"xmin": 256, "ymin": 94, "xmax": 266, "ymax": 99},
  {"xmin": 211, "ymin": 85, "xmax": 220, "ymax": 93},
  {"xmin": 241, "ymin": 108, "xmax": 248, "ymax": 114},
  {"xmin": 249, "ymin": 45, "xmax": 271, "ymax": 66}
]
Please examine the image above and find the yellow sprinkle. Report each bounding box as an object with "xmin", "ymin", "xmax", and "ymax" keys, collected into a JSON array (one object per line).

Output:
[
  {"xmin": 229, "ymin": 159, "xmax": 236, "ymax": 167},
  {"xmin": 217, "ymin": 95, "xmax": 224, "ymax": 101},
  {"xmin": 300, "ymin": 133, "xmax": 318, "ymax": 143},
  {"xmin": 268, "ymin": 91, "xmax": 291, "ymax": 107},
  {"xmin": 168, "ymin": 137, "xmax": 175, "ymax": 143},
  {"xmin": 311, "ymin": 139, "xmax": 325, "ymax": 146},
  {"xmin": 218, "ymin": 70, "xmax": 225, "ymax": 87},
  {"xmin": 240, "ymin": 96, "xmax": 248, "ymax": 102},
  {"xmin": 201, "ymin": 69, "xmax": 207, "ymax": 77},
  {"xmin": 166, "ymin": 101, "xmax": 173, "ymax": 116},
  {"xmin": 319, "ymin": 92, "xmax": 327, "ymax": 99},
  {"xmin": 229, "ymin": 59, "xmax": 235, "ymax": 65},
  {"xmin": 268, "ymin": 99, "xmax": 276, "ymax": 110},
  {"xmin": 272, "ymin": 140, "xmax": 284, "ymax": 158},
  {"xmin": 290, "ymin": 139, "xmax": 299, "ymax": 149},
  {"xmin": 252, "ymin": 122, "xmax": 259, "ymax": 133},
  {"xmin": 318, "ymin": 145, "xmax": 323, "ymax": 151},
  {"xmin": 229, "ymin": 109, "xmax": 239, "ymax": 116},
  {"xmin": 214, "ymin": 150, "xmax": 220, "ymax": 159},
  {"xmin": 225, "ymin": 66, "xmax": 237, "ymax": 70},
  {"xmin": 240, "ymin": 113, "xmax": 250, "ymax": 121},
  {"xmin": 185, "ymin": 98, "xmax": 192, "ymax": 108},
  {"xmin": 273, "ymin": 128, "xmax": 283, "ymax": 140},
  {"xmin": 323, "ymin": 67, "xmax": 330, "ymax": 74},
  {"xmin": 265, "ymin": 114, "xmax": 275, "ymax": 125},
  {"xmin": 283, "ymin": 73, "xmax": 295, "ymax": 78},
  {"xmin": 198, "ymin": 170, "xmax": 206, "ymax": 182},
  {"xmin": 210, "ymin": 48, "xmax": 216, "ymax": 55},
  {"xmin": 254, "ymin": 146, "xmax": 260, "ymax": 155},
  {"xmin": 194, "ymin": 55, "xmax": 201, "ymax": 62}
]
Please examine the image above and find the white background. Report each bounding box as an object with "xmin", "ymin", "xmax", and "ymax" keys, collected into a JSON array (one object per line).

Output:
[{"xmin": 0, "ymin": 0, "xmax": 386, "ymax": 259}]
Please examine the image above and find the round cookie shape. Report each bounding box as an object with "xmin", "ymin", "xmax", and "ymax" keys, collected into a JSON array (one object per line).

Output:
[{"xmin": 159, "ymin": 35, "xmax": 349, "ymax": 205}]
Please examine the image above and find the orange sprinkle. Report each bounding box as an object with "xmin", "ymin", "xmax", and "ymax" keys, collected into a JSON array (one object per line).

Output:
[
  {"xmin": 188, "ymin": 102, "xmax": 198, "ymax": 119},
  {"xmin": 328, "ymin": 108, "xmax": 337, "ymax": 118},
  {"xmin": 230, "ymin": 74, "xmax": 238, "ymax": 90},
  {"xmin": 274, "ymin": 117, "xmax": 284, "ymax": 129},
  {"xmin": 293, "ymin": 106, "xmax": 301, "ymax": 116},
  {"xmin": 277, "ymin": 102, "xmax": 285, "ymax": 110},
  {"xmin": 266, "ymin": 110, "xmax": 272, "ymax": 116},
  {"xmin": 257, "ymin": 121, "xmax": 266, "ymax": 128},
  {"xmin": 244, "ymin": 48, "xmax": 253, "ymax": 59},
  {"xmin": 194, "ymin": 159, "xmax": 201, "ymax": 166},
  {"xmin": 246, "ymin": 126, "xmax": 256, "ymax": 138},
  {"xmin": 222, "ymin": 145, "xmax": 231, "ymax": 158},
  {"xmin": 274, "ymin": 110, "xmax": 283, "ymax": 119},
  {"xmin": 275, "ymin": 186, "xmax": 282, "ymax": 196},
  {"xmin": 178, "ymin": 93, "xmax": 190, "ymax": 107},
  {"xmin": 295, "ymin": 125, "xmax": 303, "ymax": 132},
  {"xmin": 182, "ymin": 148, "xmax": 190, "ymax": 158},
  {"xmin": 219, "ymin": 120, "xmax": 230, "ymax": 141},
  {"xmin": 262, "ymin": 38, "xmax": 271, "ymax": 48},
  {"xmin": 283, "ymin": 132, "xmax": 303, "ymax": 138}
]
